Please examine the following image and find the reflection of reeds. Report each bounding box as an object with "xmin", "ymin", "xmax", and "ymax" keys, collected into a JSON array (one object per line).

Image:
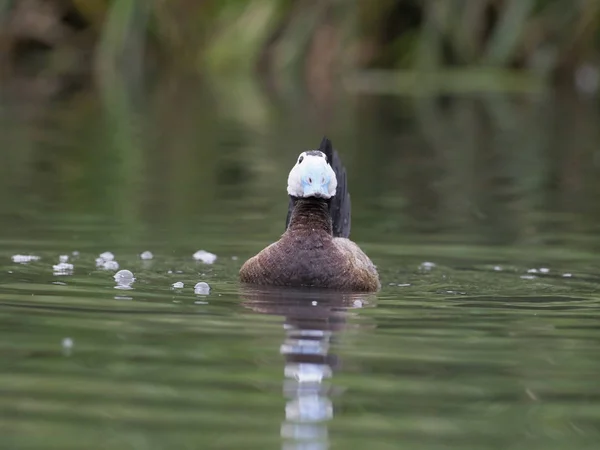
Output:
[
  {"xmin": 2, "ymin": 1, "xmax": 600, "ymax": 88},
  {"xmin": 3, "ymin": 1, "xmax": 600, "ymax": 253}
]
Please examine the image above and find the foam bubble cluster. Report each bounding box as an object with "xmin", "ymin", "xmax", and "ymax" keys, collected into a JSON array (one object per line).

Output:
[
  {"xmin": 12, "ymin": 254, "xmax": 40, "ymax": 264},
  {"xmin": 193, "ymin": 250, "xmax": 217, "ymax": 264},
  {"xmin": 96, "ymin": 252, "xmax": 119, "ymax": 271},
  {"xmin": 53, "ymin": 262, "xmax": 74, "ymax": 276}
]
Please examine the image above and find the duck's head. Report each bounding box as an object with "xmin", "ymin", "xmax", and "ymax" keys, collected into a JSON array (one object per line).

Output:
[{"xmin": 287, "ymin": 150, "xmax": 337, "ymax": 199}]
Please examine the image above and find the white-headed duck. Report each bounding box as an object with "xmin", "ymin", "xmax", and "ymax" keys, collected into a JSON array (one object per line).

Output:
[{"xmin": 239, "ymin": 137, "xmax": 380, "ymax": 292}]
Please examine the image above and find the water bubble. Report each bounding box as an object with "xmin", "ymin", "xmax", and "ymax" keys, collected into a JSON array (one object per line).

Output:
[
  {"xmin": 62, "ymin": 337, "xmax": 74, "ymax": 356},
  {"xmin": 493, "ymin": 266, "xmax": 503, "ymax": 271},
  {"xmin": 539, "ymin": 267, "xmax": 550, "ymax": 274},
  {"xmin": 353, "ymin": 299, "xmax": 363, "ymax": 308},
  {"xmin": 420, "ymin": 261, "xmax": 436, "ymax": 270},
  {"xmin": 114, "ymin": 269, "xmax": 135, "ymax": 289},
  {"xmin": 311, "ymin": 301, "xmax": 318, "ymax": 306},
  {"xmin": 72, "ymin": 251, "xmax": 80, "ymax": 257},
  {"xmin": 172, "ymin": 281, "xmax": 184, "ymax": 289},
  {"xmin": 193, "ymin": 250, "xmax": 217, "ymax": 264},
  {"xmin": 114, "ymin": 269, "xmax": 134, "ymax": 282},
  {"xmin": 59, "ymin": 255, "xmax": 69, "ymax": 263},
  {"xmin": 562, "ymin": 273, "xmax": 573, "ymax": 278},
  {"xmin": 53, "ymin": 262, "xmax": 74, "ymax": 276},
  {"xmin": 99, "ymin": 251, "xmax": 115, "ymax": 261},
  {"xmin": 194, "ymin": 282, "xmax": 210, "ymax": 295},
  {"xmin": 521, "ymin": 275, "xmax": 536, "ymax": 280},
  {"xmin": 102, "ymin": 260, "xmax": 119, "ymax": 271},
  {"xmin": 96, "ymin": 251, "xmax": 117, "ymax": 269},
  {"xmin": 140, "ymin": 251, "xmax": 153, "ymax": 260},
  {"xmin": 12, "ymin": 254, "xmax": 40, "ymax": 264},
  {"xmin": 527, "ymin": 268, "xmax": 538, "ymax": 274}
]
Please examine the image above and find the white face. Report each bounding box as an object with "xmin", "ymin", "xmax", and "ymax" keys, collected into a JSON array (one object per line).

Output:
[{"xmin": 287, "ymin": 151, "xmax": 337, "ymax": 199}]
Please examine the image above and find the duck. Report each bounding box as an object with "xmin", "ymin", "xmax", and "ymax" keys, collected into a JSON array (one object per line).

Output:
[{"xmin": 239, "ymin": 137, "xmax": 380, "ymax": 292}]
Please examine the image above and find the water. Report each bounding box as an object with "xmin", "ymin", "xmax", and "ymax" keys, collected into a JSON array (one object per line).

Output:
[{"xmin": 1, "ymin": 75, "xmax": 600, "ymax": 449}]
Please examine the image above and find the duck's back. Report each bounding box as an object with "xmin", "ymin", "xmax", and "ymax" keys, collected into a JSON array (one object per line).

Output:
[{"xmin": 239, "ymin": 229, "xmax": 379, "ymax": 292}]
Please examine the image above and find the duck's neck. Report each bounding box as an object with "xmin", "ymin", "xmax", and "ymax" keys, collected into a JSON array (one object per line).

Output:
[{"xmin": 287, "ymin": 197, "xmax": 332, "ymax": 235}]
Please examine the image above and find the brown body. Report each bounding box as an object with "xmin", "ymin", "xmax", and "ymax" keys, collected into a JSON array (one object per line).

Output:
[{"xmin": 239, "ymin": 198, "xmax": 380, "ymax": 292}]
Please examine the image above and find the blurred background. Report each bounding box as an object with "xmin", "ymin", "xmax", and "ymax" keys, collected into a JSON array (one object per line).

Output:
[
  {"xmin": 4, "ymin": 3, "xmax": 600, "ymax": 450},
  {"xmin": 1, "ymin": 0, "xmax": 600, "ymax": 252},
  {"xmin": 4, "ymin": 0, "xmax": 600, "ymax": 87}
]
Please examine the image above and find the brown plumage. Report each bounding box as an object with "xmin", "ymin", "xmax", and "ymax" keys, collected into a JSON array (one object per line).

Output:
[
  {"xmin": 239, "ymin": 197, "xmax": 380, "ymax": 292},
  {"xmin": 239, "ymin": 137, "xmax": 379, "ymax": 292}
]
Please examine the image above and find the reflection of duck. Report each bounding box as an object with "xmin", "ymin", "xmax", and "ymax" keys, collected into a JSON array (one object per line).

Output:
[
  {"xmin": 240, "ymin": 137, "xmax": 380, "ymax": 292},
  {"xmin": 240, "ymin": 286, "xmax": 374, "ymax": 450}
]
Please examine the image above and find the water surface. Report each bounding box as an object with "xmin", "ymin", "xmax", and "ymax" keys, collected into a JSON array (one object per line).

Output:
[{"xmin": 1, "ymin": 78, "xmax": 600, "ymax": 449}]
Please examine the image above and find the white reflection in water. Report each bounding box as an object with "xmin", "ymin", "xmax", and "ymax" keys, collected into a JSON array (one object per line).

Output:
[
  {"xmin": 285, "ymin": 363, "xmax": 332, "ymax": 383},
  {"xmin": 281, "ymin": 324, "xmax": 332, "ymax": 449},
  {"xmin": 241, "ymin": 287, "xmax": 373, "ymax": 450},
  {"xmin": 280, "ymin": 339, "xmax": 329, "ymax": 356}
]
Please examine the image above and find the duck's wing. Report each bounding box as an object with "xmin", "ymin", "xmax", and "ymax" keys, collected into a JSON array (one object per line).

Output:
[
  {"xmin": 285, "ymin": 136, "xmax": 351, "ymax": 238},
  {"xmin": 285, "ymin": 196, "xmax": 297, "ymax": 231},
  {"xmin": 321, "ymin": 137, "xmax": 351, "ymax": 238}
]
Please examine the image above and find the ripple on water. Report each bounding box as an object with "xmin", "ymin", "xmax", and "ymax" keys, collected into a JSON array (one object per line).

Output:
[{"xmin": 1, "ymin": 244, "xmax": 599, "ymax": 450}]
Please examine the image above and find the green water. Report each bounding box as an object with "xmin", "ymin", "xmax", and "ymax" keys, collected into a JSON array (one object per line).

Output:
[{"xmin": 2, "ymin": 77, "xmax": 600, "ymax": 449}]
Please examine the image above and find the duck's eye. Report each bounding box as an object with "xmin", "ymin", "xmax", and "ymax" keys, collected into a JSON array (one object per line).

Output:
[{"xmin": 298, "ymin": 156, "xmax": 304, "ymax": 164}]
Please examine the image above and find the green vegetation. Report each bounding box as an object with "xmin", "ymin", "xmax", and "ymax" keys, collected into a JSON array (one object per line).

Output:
[{"xmin": 2, "ymin": 0, "xmax": 600, "ymax": 90}]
